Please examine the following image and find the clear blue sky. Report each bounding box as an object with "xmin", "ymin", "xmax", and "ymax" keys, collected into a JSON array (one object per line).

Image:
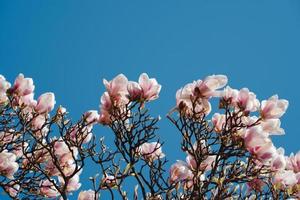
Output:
[{"xmin": 1, "ymin": 1, "xmax": 300, "ymax": 199}]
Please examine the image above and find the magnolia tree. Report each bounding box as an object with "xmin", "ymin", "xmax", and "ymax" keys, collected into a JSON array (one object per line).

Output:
[{"xmin": 0, "ymin": 73, "xmax": 299, "ymax": 199}]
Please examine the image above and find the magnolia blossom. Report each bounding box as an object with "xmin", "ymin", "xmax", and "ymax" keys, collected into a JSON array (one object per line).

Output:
[
  {"xmin": 138, "ymin": 142, "xmax": 165, "ymax": 161},
  {"xmin": 35, "ymin": 92, "xmax": 56, "ymax": 114},
  {"xmin": 0, "ymin": 75, "xmax": 11, "ymax": 105},
  {"xmin": 176, "ymin": 82, "xmax": 211, "ymax": 115},
  {"xmin": 103, "ymin": 74, "xmax": 128, "ymax": 103},
  {"xmin": 69, "ymin": 125, "xmax": 93, "ymax": 144},
  {"xmin": 99, "ymin": 92, "xmax": 113, "ymax": 125},
  {"xmin": 84, "ymin": 110, "xmax": 100, "ymax": 125},
  {"xmin": 271, "ymin": 147, "xmax": 286, "ymax": 171},
  {"xmin": 261, "ymin": 95, "xmax": 289, "ymax": 119},
  {"xmin": 186, "ymin": 154, "xmax": 216, "ymax": 171},
  {"xmin": 260, "ymin": 119, "xmax": 285, "ymax": 135},
  {"xmin": 237, "ymin": 88, "xmax": 260, "ymax": 112},
  {"xmin": 243, "ymin": 126, "xmax": 277, "ymax": 161},
  {"xmin": 127, "ymin": 81, "xmax": 143, "ymax": 101},
  {"xmin": 273, "ymin": 170, "xmax": 298, "ymax": 188},
  {"xmin": 0, "ymin": 150, "xmax": 19, "ymax": 179},
  {"xmin": 78, "ymin": 190, "xmax": 98, "ymax": 200},
  {"xmin": 5, "ymin": 183, "xmax": 20, "ymax": 198},
  {"xmin": 12, "ymin": 74, "xmax": 35, "ymax": 96},
  {"xmin": 212, "ymin": 113, "xmax": 226, "ymax": 133},
  {"xmin": 138, "ymin": 73, "xmax": 161, "ymax": 101},
  {"xmin": 194, "ymin": 75, "xmax": 228, "ymax": 98},
  {"xmin": 286, "ymin": 152, "xmax": 300, "ymax": 173},
  {"xmin": 59, "ymin": 174, "xmax": 82, "ymax": 192},
  {"xmin": 222, "ymin": 86, "xmax": 239, "ymax": 103},
  {"xmin": 169, "ymin": 160, "xmax": 193, "ymax": 184},
  {"xmin": 40, "ymin": 179, "xmax": 60, "ymax": 198}
]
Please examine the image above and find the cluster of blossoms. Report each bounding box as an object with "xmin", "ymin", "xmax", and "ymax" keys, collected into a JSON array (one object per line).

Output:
[
  {"xmin": 170, "ymin": 74, "xmax": 300, "ymax": 198},
  {"xmin": 1, "ymin": 72, "xmax": 299, "ymax": 199},
  {"xmin": 99, "ymin": 73, "xmax": 161, "ymax": 125}
]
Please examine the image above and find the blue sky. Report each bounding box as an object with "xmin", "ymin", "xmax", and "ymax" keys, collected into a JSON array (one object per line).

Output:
[{"xmin": 1, "ymin": 0, "xmax": 300, "ymax": 199}]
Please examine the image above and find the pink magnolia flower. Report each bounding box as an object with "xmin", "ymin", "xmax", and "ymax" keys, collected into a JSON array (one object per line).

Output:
[
  {"xmin": 12, "ymin": 74, "xmax": 35, "ymax": 96},
  {"xmin": 186, "ymin": 154, "xmax": 216, "ymax": 171},
  {"xmin": 195, "ymin": 75, "xmax": 228, "ymax": 98},
  {"xmin": 260, "ymin": 119, "xmax": 285, "ymax": 135},
  {"xmin": 273, "ymin": 170, "xmax": 298, "ymax": 188},
  {"xmin": 138, "ymin": 73, "xmax": 162, "ymax": 101},
  {"xmin": 0, "ymin": 150, "xmax": 19, "ymax": 179},
  {"xmin": 222, "ymin": 86, "xmax": 239, "ymax": 103},
  {"xmin": 31, "ymin": 114, "xmax": 46, "ymax": 130},
  {"xmin": 176, "ymin": 82, "xmax": 211, "ymax": 115},
  {"xmin": 103, "ymin": 74, "xmax": 128, "ymax": 103},
  {"xmin": 137, "ymin": 142, "xmax": 165, "ymax": 161},
  {"xmin": 99, "ymin": 92, "xmax": 113, "ymax": 125},
  {"xmin": 40, "ymin": 179, "xmax": 60, "ymax": 198},
  {"xmin": 127, "ymin": 81, "xmax": 142, "ymax": 101},
  {"xmin": 243, "ymin": 126, "xmax": 277, "ymax": 161},
  {"xmin": 69, "ymin": 125, "xmax": 93, "ymax": 144},
  {"xmin": 286, "ymin": 152, "xmax": 300, "ymax": 173},
  {"xmin": 35, "ymin": 92, "xmax": 56, "ymax": 114},
  {"xmin": 78, "ymin": 190, "xmax": 98, "ymax": 200},
  {"xmin": 0, "ymin": 131, "xmax": 15, "ymax": 145},
  {"xmin": 237, "ymin": 88, "xmax": 260, "ymax": 112},
  {"xmin": 261, "ymin": 95, "xmax": 289, "ymax": 119},
  {"xmin": 169, "ymin": 160, "xmax": 193, "ymax": 184},
  {"xmin": 18, "ymin": 93, "xmax": 37, "ymax": 107},
  {"xmin": 5, "ymin": 183, "xmax": 20, "ymax": 198},
  {"xmin": 84, "ymin": 110, "xmax": 99, "ymax": 125},
  {"xmin": 0, "ymin": 75, "xmax": 11, "ymax": 105},
  {"xmin": 60, "ymin": 174, "xmax": 82, "ymax": 192},
  {"xmin": 212, "ymin": 113, "xmax": 226, "ymax": 133},
  {"xmin": 271, "ymin": 147, "xmax": 286, "ymax": 171}
]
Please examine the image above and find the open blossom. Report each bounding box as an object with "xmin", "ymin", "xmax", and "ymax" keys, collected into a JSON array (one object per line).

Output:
[
  {"xmin": 237, "ymin": 88, "xmax": 260, "ymax": 112},
  {"xmin": 243, "ymin": 126, "xmax": 277, "ymax": 161},
  {"xmin": 127, "ymin": 81, "xmax": 143, "ymax": 101},
  {"xmin": 78, "ymin": 190, "xmax": 98, "ymax": 200},
  {"xmin": 222, "ymin": 86, "xmax": 239, "ymax": 103},
  {"xmin": 169, "ymin": 160, "xmax": 193, "ymax": 184},
  {"xmin": 0, "ymin": 150, "xmax": 19, "ymax": 179},
  {"xmin": 138, "ymin": 142, "xmax": 165, "ymax": 161},
  {"xmin": 260, "ymin": 119, "xmax": 285, "ymax": 135},
  {"xmin": 212, "ymin": 113, "xmax": 226, "ymax": 133},
  {"xmin": 138, "ymin": 73, "xmax": 161, "ymax": 101},
  {"xmin": 261, "ymin": 95, "xmax": 289, "ymax": 119},
  {"xmin": 59, "ymin": 174, "xmax": 82, "ymax": 192},
  {"xmin": 271, "ymin": 147, "xmax": 286, "ymax": 171},
  {"xmin": 0, "ymin": 75, "xmax": 11, "ymax": 105},
  {"xmin": 186, "ymin": 154, "xmax": 216, "ymax": 171},
  {"xmin": 273, "ymin": 170, "xmax": 298, "ymax": 188},
  {"xmin": 194, "ymin": 75, "xmax": 228, "ymax": 98},
  {"xmin": 69, "ymin": 125, "xmax": 93, "ymax": 144},
  {"xmin": 286, "ymin": 152, "xmax": 300, "ymax": 173},
  {"xmin": 35, "ymin": 92, "xmax": 56, "ymax": 114},
  {"xmin": 103, "ymin": 74, "xmax": 128, "ymax": 103},
  {"xmin": 12, "ymin": 74, "xmax": 35, "ymax": 96},
  {"xmin": 84, "ymin": 110, "xmax": 99, "ymax": 125},
  {"xmin": 40, "ymin": 179, "xmax": 60, "ymax": 198},
  {"xmin": 176, "ymin": 82, "xmax": 211, "ymax": 115}
]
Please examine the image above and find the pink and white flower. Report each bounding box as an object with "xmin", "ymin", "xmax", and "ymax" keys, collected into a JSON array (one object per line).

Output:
[
  {"xmin": 35, "ymin": 92, "xmax": 56, "ymax": 114},
  {"xmin": 40, "ymin": 179, "xmax": 60, "ymax": 198},
  {"xmin": 138, "ymin": 73, "xmax": 161, "ymax": 101},
  {"xmin": 0, "ymin": 75, "xmax": 11, "ymax": 105},
  {"xmin": 0, "ymin": 150, "xmax": 19, "ymax": 179},
  {"xmin": 137, "ymin": 142, "xmax": 165, "ymax": 161},
  {"xmin": 237, "ymin": 88, "xmax": 260, "ymax": 112},
  {"xmin": 103, "ymin": 74, "xmax": 128, "ymax": 103},
  {"xmin": 78, "ymin": 190, "xmax": 98, "ymax": 200},
  {"xmin": 127, "ymin": 81, "xmax": 142, "ymax": 101},
  {"xmin": 261, "ymin": 95, "xmax": 289, "ymax": 119},
  {"xmin": 169, "ymin": 160, "xmax": 193, "ymax": 184},
  {"xmin": 273, "ymin": 170, "xmax": 298, "ymax": 188},
  {"xmin": 194, "ymin": 75, "xmax": 228, "ymax": 98},
  {"xmin": 12, "ymin": 74, "xmax": 35, "ymax": 96},
  {"xmin": 286, "ymin": 151, "xmax": 300, "ymax": 173},
  {"xmin": 212, "ymin": 113, "xmax": 226, "ymax": 133}
]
